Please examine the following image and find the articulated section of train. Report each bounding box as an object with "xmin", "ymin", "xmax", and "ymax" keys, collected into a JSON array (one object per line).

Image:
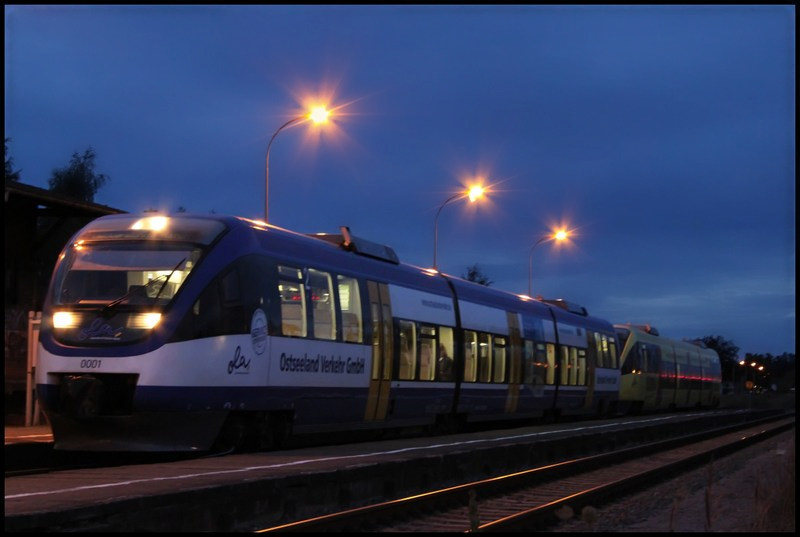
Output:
[{"xmin": 36, "ymin": 214, "xmax": 721, "ymax": 452}]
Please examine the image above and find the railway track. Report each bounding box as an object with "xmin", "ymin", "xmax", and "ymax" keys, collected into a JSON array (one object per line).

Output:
[{"xmin": 255, "ymin": 414, "xmax": 794, "ymax": 532}]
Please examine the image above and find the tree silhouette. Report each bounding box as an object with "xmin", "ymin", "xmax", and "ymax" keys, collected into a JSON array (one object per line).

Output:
[
  {"xmin": 5, "ymin": 137, "xmax": 21, "ymax": 182},
  {"xmin": 48, "ymin": 147, "xmax": 109, "ymax": 202},
  {"xmin": 462, "ymin": 264, "xmax": 493, "ymax": 286},
  {"xmin": 699, "ymin": 335, "xmax": 739, "ymax": 386}
]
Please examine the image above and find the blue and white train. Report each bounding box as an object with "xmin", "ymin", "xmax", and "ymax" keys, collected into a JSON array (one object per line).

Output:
[{"xmin": 36, "ymin": 213, "xmax": 705, "ymax": 452}]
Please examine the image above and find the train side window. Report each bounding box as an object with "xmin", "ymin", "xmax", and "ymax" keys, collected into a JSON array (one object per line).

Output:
[
  {"xmin": 172, "ymin": 256, "xmax": 278, "ymax": 342},
  {"xmin": 546, "ymin": 343, "xmax": 556, "ymax": 385},
  {"xmin": 397, "ymin": 320, "xmax": 416, "ymax": 380},
  {"xmin": 600, "ymin": 334, "xmax": 611, "ymax": 368},
  {"xmin": 559, "ymin": 346, "xmax": 569, "ymax": 385},
  {"xmin": 181, "ymin": 278, "xmax": 222, "ymax": 340},
  {"xmin": 651, "ymin": 344, "xmax": 662, "ymax": 374},
  {"xmin": 568, "ymin": 347, "xmax": 578, "ymax": 385},
  {"xmin": 493, "ymin": 336, "xmax": 506, "ymax": 383},
  {"xmin": 463, "ymin": 330, "xmax": 478, "ymax": 382},
  {"xmin": 220, "ymin": 267, "xmax": 247, "ymax": 334},
  {"xmin": 419, "ymin": 325, "xmax": 436, "ymax": 381},
  {"xmin": 523, "ymin": 340, "xmax": 535, "ymax": 384},
  {"xmin": 308, "ymin": 268, "xmax": 336, "ymax": 341},
  {"xmin": 338, "ymin": 275, "xmax": 362, "ymax": 343},
  {"xmin": 531, "ymin": 342, "xmax": 547, "ymax": 385},
  {"xmin": 621, "ymin": 343, "xmax": 641, "ymax": 374},
  {"xmin": 577, "ymin": 348, "xmax": 587, "ymax": 385},
  {"xmin": 477, "ymin": 332, "xmax": 492, "ymax": 383},
  {"xmin": 592, "ymin": 332, "xmax": 601, "ymax": 368},
  {"xmin": 370, "ymin": 303, "xmax": 381, "ymax": 380},
  {"xmin": 278, "ymin": 265, "xmax": 306, "ymax": 338},
  {"xmin": 436, "ymin": 326, "xmax": 454, "ymax": 381}
]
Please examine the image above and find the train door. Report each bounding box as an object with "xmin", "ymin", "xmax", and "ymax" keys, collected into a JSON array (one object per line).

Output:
[
  {"xmin": 364, "ymin": 281, "xmax": 393, "ymax": 421},
  {"xmin": 504, "ymin": 312, "xmax": 522, "ymax": 413},
  {"xmin": 642, "ymin": 343, "xmax": 660, "ymax": 411}
]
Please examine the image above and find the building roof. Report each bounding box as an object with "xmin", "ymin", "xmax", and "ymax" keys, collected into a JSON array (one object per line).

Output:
[{"xmin": 4, "ymin": 179, "xmax": 126, "ymax": 215}]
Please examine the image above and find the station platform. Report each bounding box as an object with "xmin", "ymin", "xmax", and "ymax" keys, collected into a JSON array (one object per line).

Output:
[
  {"xmin": 4, "ymin": 409, "xmax": 775, "ymax": 532},
  {"xmin": 4, "ymin": 425, "xmax": 53, "ymax": 445}
]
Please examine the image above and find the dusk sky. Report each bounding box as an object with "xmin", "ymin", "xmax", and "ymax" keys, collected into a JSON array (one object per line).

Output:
[{"xmin": 4, "ymin": 5, "xmax": 795, "ymax": 356}]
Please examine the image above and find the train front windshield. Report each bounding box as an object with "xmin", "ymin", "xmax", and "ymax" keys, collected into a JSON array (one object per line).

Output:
[{"xmin": 48, "ymin": 215, "xmax": 226, "ymax": 345}]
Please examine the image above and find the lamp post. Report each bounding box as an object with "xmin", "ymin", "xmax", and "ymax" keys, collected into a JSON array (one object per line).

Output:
[
  {"xmin": 528, "ymin": 229, "xmax": 568, "ymax": 297},
  {"xmin": 433, "ymin": 185, "xmax": 484, "ymax": 270},
  {"xmin": 265, "ymin": 106, "xmax": 330, "ymax": 223}
]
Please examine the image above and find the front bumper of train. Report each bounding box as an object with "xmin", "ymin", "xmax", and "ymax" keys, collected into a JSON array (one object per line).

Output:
[
  {"xmin": 38, "ymin": 374, "xmax": 228, "ymax": 452},
  {"xmin": 44, "ymin": 410, "xmax": 228, "ymax": 452}
]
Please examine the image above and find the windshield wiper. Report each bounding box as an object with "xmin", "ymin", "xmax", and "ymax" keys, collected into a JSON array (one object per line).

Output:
[
  {"xmin": 153, "ymin": 257, "xmax": 187, "ymax": 302},
  {"xmin": 101, "ymin": 257, "xmax": 186, "ymax": 316}
]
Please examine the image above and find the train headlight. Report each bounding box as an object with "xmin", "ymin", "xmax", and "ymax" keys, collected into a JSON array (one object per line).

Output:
[
  {"xmin": 131, "ymin": 216, "xmax": 169, "ymax": 231},
  {"xmin": 53, "ymin": 311, "xmax": 80, "ymax": 329},
  {"xmin": 128, "ymin": 313, "xmax": 162, "ymax": 329}
]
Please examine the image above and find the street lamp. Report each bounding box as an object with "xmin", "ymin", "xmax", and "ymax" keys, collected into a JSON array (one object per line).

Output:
[
  {"xmin": 528, "ymin": 229, "xmax": 569, "ymax": 297},
  {"xmin": 433, "ymin": 185, "xmax": 485, "ymax": 270},
  {"xmin": 264, "ymin": 106, "xmax": 330, "ymax": 223}
]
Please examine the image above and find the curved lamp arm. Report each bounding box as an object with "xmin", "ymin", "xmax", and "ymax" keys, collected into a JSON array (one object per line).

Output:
[
  {"xmin": 433, "ymin": 193, "xmax": 463, "ymax": 270},
  {"xmin": 528, "ymin": 235, "xmax": 551, "ymax": 297},
  {"xmin": 265, "ymin": 115, "xmax": 305, "ymax": 223}
]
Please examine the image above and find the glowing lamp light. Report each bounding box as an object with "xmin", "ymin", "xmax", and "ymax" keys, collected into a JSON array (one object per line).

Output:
[
  {"xmin": 128, "ymin": 313, "xmax": 162, "ymax": 330},
  {"xmin": 528, "ymin": 227, "xmax": 573, "ymax": 297},
  {"xmin": 53, "ymin": 311, "xmax": 80, "ymax": 329},
  {"xmin": 309, "ymin": 106, "xmax": 330, "ymax": 124},
  {"xmin": 265, "ymin": 102, "xmax": 337, "ymax": 223},
  {"xmin": 468, "ymin": 186, "xmax": 485, "ymax": 202},
  {"xmin": 132, "ymin": 216, "xmax": 169, "ymax": 231},
  {"xmin": 433, "ymin": 182, "xmax": 489, "ymax": 269}
]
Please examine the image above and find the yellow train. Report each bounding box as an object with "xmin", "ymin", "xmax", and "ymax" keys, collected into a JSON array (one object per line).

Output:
[{"xmin": 614, "ymin": 324, "xmax": 721, "ymax": 413}]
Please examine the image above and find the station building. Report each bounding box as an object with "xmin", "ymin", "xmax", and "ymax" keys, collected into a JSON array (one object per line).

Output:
[{"xmin": 4, "ymin": 179, "xmax": 124, "ymax": 424}]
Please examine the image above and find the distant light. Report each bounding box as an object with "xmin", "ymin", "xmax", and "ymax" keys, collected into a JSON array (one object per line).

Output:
[
  {"xmin": 309, "ymin": 106, "xmax": 330, "ymax": 124},
  {"xmin": 468, "ymin": 186, "xmax": 485, "ymax": 202}
]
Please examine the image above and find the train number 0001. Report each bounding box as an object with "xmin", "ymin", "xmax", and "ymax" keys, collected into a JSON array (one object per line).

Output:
[{"xmin": 80, "ymin": 359, "xmax": 102, "ymax": 369}]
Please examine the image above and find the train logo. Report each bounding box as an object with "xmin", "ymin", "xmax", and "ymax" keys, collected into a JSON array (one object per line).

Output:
[{"xmin": 250, "ymin": 308, "xmax": 267, "ymax": 355}]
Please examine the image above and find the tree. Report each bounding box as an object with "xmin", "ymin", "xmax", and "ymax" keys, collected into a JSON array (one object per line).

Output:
[
  {"xmin": 5, "ymin": 137, "xmax": 21, "ymax": 181},
  {"xmin": 48, "ymin": 147, "xmax": 109, "ymax": 202},
  {"xmin": 699, "ymin": 335, "xmax": 739, "ymax": 387},
  {"xmin": 462, "ymin": 264, "xmax": 493, "ymax": 286}
]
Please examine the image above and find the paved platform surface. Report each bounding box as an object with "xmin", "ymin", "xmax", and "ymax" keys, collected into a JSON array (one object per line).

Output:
[
  {"xmin": 4, "ymin": 425, "xmax": 53, "ymax": 445},
  {"xmin": 4, "ymin": 410, "xmax": 763, "ymax": 532}
]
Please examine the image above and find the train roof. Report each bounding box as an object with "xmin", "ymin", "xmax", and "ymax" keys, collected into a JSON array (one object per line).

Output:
[
  {"xmin": 83, "ymin": 213, "xmax": 614, "ymax": 330},
  {"xmin": 613, "ymin": 323, "xmax": 719, "ymax": 357}
]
